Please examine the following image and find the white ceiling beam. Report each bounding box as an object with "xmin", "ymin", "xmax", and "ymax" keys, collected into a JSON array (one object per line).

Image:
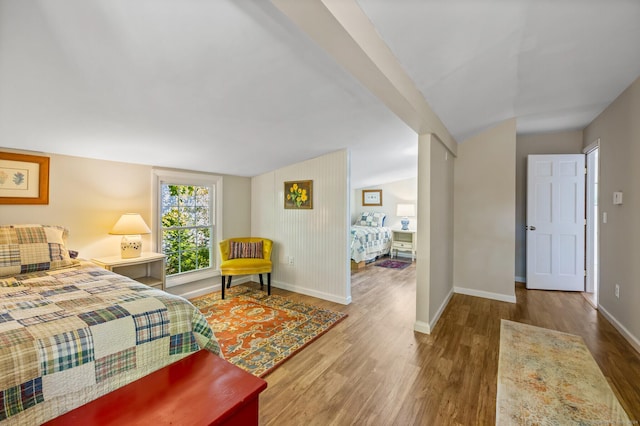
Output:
[{"xmin": 271, "ymin": 0, "xmax": 457, "ymax": 156}]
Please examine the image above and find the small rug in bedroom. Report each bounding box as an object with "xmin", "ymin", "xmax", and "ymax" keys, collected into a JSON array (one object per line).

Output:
[
  {"xmin": 375, "ymin": 259, "xmax": 411, "ymax": 269},
  {"xmin": 190, "ymin": 285, "xmax": 347, "ymax": 377},
  {"xmin": 496, "ymin": 320, "xmax": 631, "ymax": 425}
]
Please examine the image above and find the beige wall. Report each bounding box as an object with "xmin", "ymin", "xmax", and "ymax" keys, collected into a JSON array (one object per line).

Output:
[
  {"xmin": 222, "ymin": 175, "xmax": 253, "ymax": 238},
  {"xmin": 415, "ymin": 133, "xmax": 454, "ymax": 333},
  {"xmin": 583, "ymin": 76, "xmax": 640, "ymax": 350},
  {"xmin": 0, "ymin": 148, "xmax": 252, "ymax": 297},
  {"xmin": 353, "ymin": 177, "xmax": 418, "ymax": 230},
  {"xmin": 515, "ymin": 131, "xmax": 584, "ymax": 281},
  {"xmin": 251, "ymin": 150, "xmax": 351, "ymax": 304},
  {"xmin": 1, "ymin": 150, "xmax": 153, "ymax": 257},
  {"xmin": 453, "ymin": 119, "xmax": 516, "ymax": 302},
  {"xmin": 428, "ymin": 137, "xmax": 455, "ymax": 325}
]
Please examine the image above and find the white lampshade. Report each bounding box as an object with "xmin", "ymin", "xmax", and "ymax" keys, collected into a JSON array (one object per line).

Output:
[
  {"xmin": 110, "ymin": 213, "xmax": 151, "ymax": 235},
  {"xmin": 396, "ymin": 204, "xmax": 416, "ymax": 217},
  {"xmin": 109, "ymin": 214, "xmax": 151, "ymax": 258}
]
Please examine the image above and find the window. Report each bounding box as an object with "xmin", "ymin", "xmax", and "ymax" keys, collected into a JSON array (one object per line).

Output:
[
  {"xmin": 153, "ymin": 170, "xmax": 222, "ymax": 287},
  {"xmin": 161, "ymin": 184, "xmax": 212, "ymax": 275}
]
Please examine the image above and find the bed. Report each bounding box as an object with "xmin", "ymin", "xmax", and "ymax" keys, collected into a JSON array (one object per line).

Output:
[
  {"xmin": 0, "ymin": 224, "xmax": 221, "ymax": 425},
  {"xmin": 350, "ymin": 212, "xmax": 392, "ymax": 263}
]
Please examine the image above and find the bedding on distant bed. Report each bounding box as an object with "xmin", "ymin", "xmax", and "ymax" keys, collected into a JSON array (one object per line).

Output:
[
  {"xmin": 350, "ymin": 212, "xmax": 392, "ymax": 263},
  {"xmin": 0, "ymin": 225, "xmax": 220, "ymax": 425}
]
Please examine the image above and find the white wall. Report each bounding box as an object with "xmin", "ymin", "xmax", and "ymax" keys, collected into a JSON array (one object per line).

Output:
[
  {"xmin": 515, "ymin": 131, "xmax": 584, "ymax": 281},
  {"xmin": 251, "ymin": 150, "xmax": 351, "ymax": 304},
  {"xmin": 415, "ymin": 133, "xmax": 455, "ymax": 334},
  {"xmin": 0, "ymin": 148, "xmax": 252, "ymax": 297},
  {"xmin": 353, "ymin": 177, "xmax": 417, "ymax": 229},
  {"xmin": 453, "ymin": 119, "xmax": 516, "ymax": 303},
  {"xmin": 583, "ymin": 76, "xmax": 640, "ymax": 352}
]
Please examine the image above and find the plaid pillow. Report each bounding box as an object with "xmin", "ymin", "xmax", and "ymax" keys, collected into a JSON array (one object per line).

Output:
[
  {"xmin": 229, "ymin": 241, "xmax": 263, "ymax": 259},
  {"xmin": 0, "ymin": 225, "xmax": 76, "ymax": 277},
  {"xmin": 359, "ymin": 212, "xmax": 386, "ymax": 227}
]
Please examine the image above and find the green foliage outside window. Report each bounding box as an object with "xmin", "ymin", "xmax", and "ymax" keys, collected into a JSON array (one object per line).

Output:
[{"xmin": 161, "ymin": 184, "xmax": 213, "ymax": 276}]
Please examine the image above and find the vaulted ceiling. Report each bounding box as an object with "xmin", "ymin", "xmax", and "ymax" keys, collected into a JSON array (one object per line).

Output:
[{"xmin": 1, "ymin": 0, "xmax": 639, "ymax": 188}]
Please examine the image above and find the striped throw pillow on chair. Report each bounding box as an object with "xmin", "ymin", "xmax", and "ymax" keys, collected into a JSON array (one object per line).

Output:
[{"xmin": 229, "ymin": 241, "xmax": 263, "ymax": 259}]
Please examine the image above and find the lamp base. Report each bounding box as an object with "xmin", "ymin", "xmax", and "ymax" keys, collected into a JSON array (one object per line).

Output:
[
  {"xmin": 120, "ymin": 235, "xmax": 142, "ymax": 259},
  {"xmin": 401, "ymin": 218, "xmax": 410, "ymax": 230}
]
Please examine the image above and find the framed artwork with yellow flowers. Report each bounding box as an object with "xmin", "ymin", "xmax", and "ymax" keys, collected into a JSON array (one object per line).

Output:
[{"xmin": 284, "ymin": 180, "xmax": 313, "ymax": 209}]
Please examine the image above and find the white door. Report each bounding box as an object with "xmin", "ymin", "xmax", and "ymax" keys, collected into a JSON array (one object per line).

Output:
[{"xmin": 526, "ymin": 154, "xmax": 585, "ymax": 291}]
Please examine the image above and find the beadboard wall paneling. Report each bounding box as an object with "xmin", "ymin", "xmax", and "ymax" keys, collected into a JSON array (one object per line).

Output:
[{"xmin": 251, "ymin": 150, "xmax": 351, "ymax": 304}]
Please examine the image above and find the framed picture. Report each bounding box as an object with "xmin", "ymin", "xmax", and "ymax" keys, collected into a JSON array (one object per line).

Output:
[
  {"xmin": 284, "ymin": 180, "xmax": 313, "ymax": 209},
  {"xmin": 0, "ymin": 152, "xmax": 50, "ymax": 205},
  {"xmin": 362, "ymin": 189, "xmax": 382, "ymax": 206}
]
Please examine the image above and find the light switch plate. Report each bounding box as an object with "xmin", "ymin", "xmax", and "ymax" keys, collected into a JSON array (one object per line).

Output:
[{"xmin": 613, "ymin": 191, "xmax": 623, "ymax": 205}]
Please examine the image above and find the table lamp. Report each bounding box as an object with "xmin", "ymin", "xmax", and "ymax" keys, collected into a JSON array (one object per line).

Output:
[
  {"xmin": 396, "ymin": 204, "xmax": 416, "ymax": 230},
  {"xmin": 109, "ymin": 213, "xmax": 151, "ymax": 258}
]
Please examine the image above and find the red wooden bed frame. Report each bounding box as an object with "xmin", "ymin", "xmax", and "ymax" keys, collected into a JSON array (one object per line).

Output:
[{"xmin": 43, "ymin": 350, "xmax": 267, "ymax": 425}]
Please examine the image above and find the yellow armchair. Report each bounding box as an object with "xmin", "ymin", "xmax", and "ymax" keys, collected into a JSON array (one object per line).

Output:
[{"xmin": 219, "ymin": 237, "xmax": 273, "ymax": 299}]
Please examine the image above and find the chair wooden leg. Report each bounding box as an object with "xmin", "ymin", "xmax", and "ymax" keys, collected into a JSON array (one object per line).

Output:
[
  {"xmin": 267, "ymin": 273, "xmax": 271, "ymax": 296},
  {"xmin": 227, "ymin": 276, "xmax": 232, "ymax": 289},
  {"xmin": 259, "ymin": 274, "xmax": 264, "ymax": 288},
  {"xmin": 221, "ymin": 275, "xmax": 225, "ymax": 299}
]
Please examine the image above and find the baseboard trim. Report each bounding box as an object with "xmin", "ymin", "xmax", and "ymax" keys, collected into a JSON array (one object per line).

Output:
[
  {"xmin": 515, "ymin": 276, "xmax": 526, "ymax": 283},
  {"xmin": 454, "ymin": 286, "xmax": 516, "ymax": 304},
  {"xmin": 274, "ymin": 280, "xmax": 352, "ymax": 305},
  {"xmin": 598, "ymin": 305, "xmax": 640, "ymax": 355},
  {"xmin": 394, "ymin": 252, "xmax": 414, "ymax": 260},
  {"xmin": 174, "ymin": 276, "xmax": 250, "ymax": 299},
  {"xmin": 428, "ymin": 288, "xmax": 454, "ymax": 333},
  {"xmin": 176, "ymin": 277, "xmax": 352, "ymax": 305},
  {"xmin": 414, "ymin": 320, "xmax": 431, "ymax": 334}
]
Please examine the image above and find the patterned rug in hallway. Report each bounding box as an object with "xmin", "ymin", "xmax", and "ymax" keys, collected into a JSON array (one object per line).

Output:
[
  {"xmin": 375, "ymin": 259, "xmax": 411, "ymax": 269},
  {"xmin": 496, "ymin": 320, "xmax": 631, "ymax": 425},
  {"xmin": 191, "ymin": 285, "xmax": 347, "ymax": 377}
]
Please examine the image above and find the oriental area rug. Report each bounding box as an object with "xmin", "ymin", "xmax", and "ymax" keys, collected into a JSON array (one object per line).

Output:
[
  {"xmin": 496, "ymin": 320, "xmax": 631, "ymax": 425},
  {"xmin": 191, "ymin": 285, "xmax": 347, "ymax": 377}
]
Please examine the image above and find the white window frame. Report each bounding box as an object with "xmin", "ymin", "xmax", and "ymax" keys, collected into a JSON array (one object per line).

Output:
[{"xmin": 152, "ymin": 169, "xmax": 223, "ymax": 288}]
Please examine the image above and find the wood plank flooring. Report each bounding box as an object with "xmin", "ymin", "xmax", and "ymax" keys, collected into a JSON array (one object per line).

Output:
[{"xmin": 247, "ymin": 258, "xmax": 640, "ymax": 425}]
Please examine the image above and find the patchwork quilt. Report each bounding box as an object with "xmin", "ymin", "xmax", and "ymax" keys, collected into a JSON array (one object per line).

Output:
[
  {"xmin": 350, "ymin": 225, "xmax": 392, "ymax": 263},
  {"xmin": 0, "ymin": 262, "xmax": 220, "ymax": 425}
]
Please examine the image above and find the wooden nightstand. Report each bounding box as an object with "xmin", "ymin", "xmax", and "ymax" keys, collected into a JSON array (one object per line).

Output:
[
  {"xmin": 92, "ymin": 252, "xmax": 166, "ymax": 290},
  {"xmin": 391, "ymin": 229, "xmax": 416, "ymax": 261}
]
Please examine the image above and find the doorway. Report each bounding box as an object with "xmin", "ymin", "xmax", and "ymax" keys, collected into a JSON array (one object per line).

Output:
[{"xmin": 584, "ymin": 143, "xmax": 599, "ymax": 307}]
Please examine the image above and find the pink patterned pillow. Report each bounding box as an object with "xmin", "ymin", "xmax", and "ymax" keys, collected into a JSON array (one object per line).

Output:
[{"xmin": 229, "ymin": 241, "xmax": 263, "ymax": 259}]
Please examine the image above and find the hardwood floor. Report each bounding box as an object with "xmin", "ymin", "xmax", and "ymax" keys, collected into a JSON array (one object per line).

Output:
[{"xmin": 250, "ymin": 258, "xmax": 640, "ymax": 425}]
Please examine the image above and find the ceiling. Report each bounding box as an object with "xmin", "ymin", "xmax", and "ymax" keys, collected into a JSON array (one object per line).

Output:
[{"xmin": 1, "ymin": 0, "xmax": 639, "ymax": 189}]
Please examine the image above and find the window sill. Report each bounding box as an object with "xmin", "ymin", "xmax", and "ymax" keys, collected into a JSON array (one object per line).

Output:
[{"xmin": 166, "ymin": 268, "xmax": 219, "ymax": 288}]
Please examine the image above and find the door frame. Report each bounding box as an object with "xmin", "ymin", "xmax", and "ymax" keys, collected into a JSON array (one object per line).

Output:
[{"xmin": 584, "ymin": 139, "xmax": 600, "ymax": 307}]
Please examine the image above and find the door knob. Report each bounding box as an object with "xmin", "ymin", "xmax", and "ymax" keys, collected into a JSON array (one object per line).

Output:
[{"xmin": 528, "ymin": 226, "xmax": 536, "ymax": 231}]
